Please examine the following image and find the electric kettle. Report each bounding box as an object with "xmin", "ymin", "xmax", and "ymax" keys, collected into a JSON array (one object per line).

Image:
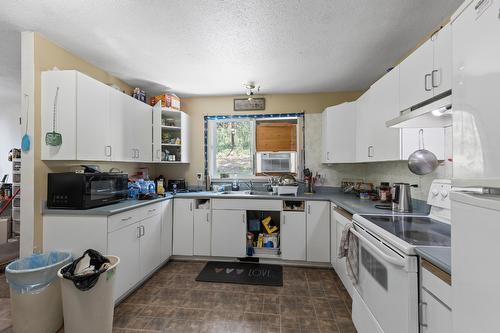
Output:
[{"xmin": 391, "ymin": 183, "xmax": 417, "ymax": 213}]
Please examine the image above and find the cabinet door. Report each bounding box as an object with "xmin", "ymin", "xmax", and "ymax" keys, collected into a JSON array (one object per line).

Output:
[
  {"xmin": 330, "ymin": 204, "xmax": 337, "ymax": 270},
  {"xmin": 281, "ymin": 211, "xmax": 306, "ymax": 261},
  {"xmin": 326, "ymin": 103, "xmax": 357, "ymax": 163},
  {"xmin": 421, "ymin": 288, "xmax": 452, "ymax": 333},
  {"xmin": 109, "ymin": 88, "xmax": 128, "ymax": 161},
  {"xmin": 193, "ymin": 208, "xmax": 211, "ymax": 256},
  {"xmin": 355, "ymin": 90, "xmax": 373, "ymax": 162},
  {"xmin": 399, "ymin": 38, "xmax": 434, "ymax": 110},
  {"xmin": 76, "ymin": 73, "xmax": 111, "ymax": 161},
  {"xmin": 180, "ymin": 112, "xmax": 190, "ymax": 163},
  {"xmin": 130, "ymin": 98, "xmax": 153, "ymax": 162},
  {"xmin": 161, "ymin": 199, "xmax": 173, "ymax": 262},
  {"xmin": 41, "ymin": 71, "xmax": 77, "ymax": 160},
  {"xmin": 152, "ymin": 101, "xmax": 162, "ymax": 162},
  {"xmin": 306, "ymin": 201, "xmax": 330, "ymax": 263},
  {"xmin": 108, "ymin": 222, "xmax": 141, "ymax": 301},
  {"xmin": 211, "ymin": 210, "xmax": 246, "ymax": 258},
  {"xmin": 140, "ymin": 214, "xmax": 162, "ymax": 276},
  {"xmin": 432, "ymin": 24, "xmax": 452, "ymax": 96},
  {"xmin": 401, "ymin": 128, "xmax": 445, "ymax": 160},
  {"xmin": 172, "ymin": 199, "xmax": 194, "ymax": 256},
  {"xmin": 370, "ymin": 67, "xmax": 401, "ymax": 161},
  {"xmin": 321, "ymin": 109, "xmax": 334, "ymax": 163}
]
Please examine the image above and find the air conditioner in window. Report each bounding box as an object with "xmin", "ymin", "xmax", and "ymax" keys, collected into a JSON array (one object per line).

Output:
[{"xmin": 256, "ymin": 152, "xmax": 297, "ymax": 174}]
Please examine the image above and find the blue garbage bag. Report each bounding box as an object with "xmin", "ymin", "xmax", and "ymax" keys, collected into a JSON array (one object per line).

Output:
[{"xmin": 5, "ymin": 251, "xmax": 72, "ymax": 294}]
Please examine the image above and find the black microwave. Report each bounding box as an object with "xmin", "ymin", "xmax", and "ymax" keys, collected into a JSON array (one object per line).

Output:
[{"xmin": 47, "ymin": 172, "xmax": 128, "ymax": 209}]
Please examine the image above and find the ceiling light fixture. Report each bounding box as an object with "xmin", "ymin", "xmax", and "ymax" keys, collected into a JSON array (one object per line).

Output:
[{"xmin": 243, "ymin": 82, "xmax": 260, "ymax": 101}]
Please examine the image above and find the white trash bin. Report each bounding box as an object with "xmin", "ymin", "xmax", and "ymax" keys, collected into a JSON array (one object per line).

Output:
[
  {"xmin": 5, "ymin": 251, "xmax": 72, "ymax": 333},
  {"xmin": 58, "ymin": 255, "xmax": 119, "ymax": 333}
]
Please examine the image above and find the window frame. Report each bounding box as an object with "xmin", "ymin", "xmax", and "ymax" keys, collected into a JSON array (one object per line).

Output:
[{"xmin": 206, "ymin": 114, "xmax": 304, "ymax": 181}]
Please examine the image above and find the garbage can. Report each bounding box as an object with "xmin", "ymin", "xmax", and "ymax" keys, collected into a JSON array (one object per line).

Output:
[
  {"xmin": 5, "ymin": 251, "xmax": 72, "ymax": 333},
  {"xmin": 58, "ymin": 250, "xmax": 119, "ymax": 333}
]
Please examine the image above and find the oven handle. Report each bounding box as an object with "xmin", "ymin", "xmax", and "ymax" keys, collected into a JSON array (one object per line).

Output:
[{"xmin": 349, "ymin": 227, "xmax": 406, "ymax": 267}]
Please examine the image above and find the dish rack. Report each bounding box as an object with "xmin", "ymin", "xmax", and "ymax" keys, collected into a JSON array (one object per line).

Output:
[{"xmin": 341, "ymin": 178, "xmax": 373, "ymax": 194}]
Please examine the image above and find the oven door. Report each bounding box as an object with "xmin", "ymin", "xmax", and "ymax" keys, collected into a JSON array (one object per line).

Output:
[
  {"xmin": 350, "ymin": 223, "xmax": 418, "ymax": 333},
  {"xmin": 84, "ymin": 175, "xmax": 128, "ymax": 208}
]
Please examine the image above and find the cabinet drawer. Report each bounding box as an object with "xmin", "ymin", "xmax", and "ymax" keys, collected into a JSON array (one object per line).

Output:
[
  {"xmin": 212, "ymin": 199, "xmax": 281, "ymax": 210},
  {"xmin": 421, "ymin": 260, "xmax": 451, "ymax": 308},
  {"xmin": 108, "ymin": 202, "xmax": 162, "ymax": 233}
]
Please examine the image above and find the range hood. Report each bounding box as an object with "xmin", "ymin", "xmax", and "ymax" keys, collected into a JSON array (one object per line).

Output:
[{"xmin": 386, "ymin": 91, "xmax": 452, "ymax": 128}]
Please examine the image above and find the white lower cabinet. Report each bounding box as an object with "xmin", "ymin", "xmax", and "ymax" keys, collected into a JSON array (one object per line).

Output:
[
  {"xmin": 211, "ymin": 209, "xmax": 246, "ymax": 258},
  {"xmin": 281, "ymin": 211, "xmax": 306, "ymax": 261},
  {"xmin": 306, "ymin": 201, "xmax": 330, "ymax": 263},
  {"xmin": 108, "ymin": 222, "xmax": 141, "ymax": 301},
  {"xmin": 420, "ymin": 261, "xmax": 452, "ymax": 333},
  {"xmin": 421, "ymin": 288, "xmax": 452, "ymax": 333},
  {"xmin": 193, "ymin": 207, "xmax": 211, "ymax": 256},
  {"xmin": 161, "ymin": 200, "xmax": 173, "ymax": 261},
  {"xmin": 43, "ymin": 201, "xmax": 172, "ymax": 303},
  {"xmin": 172, "ymin": 199, "xmax": 194, "ymax": 256},
  {"xmin": 139, "ymin": 214, "xmax": 162, "ymax": 276}
]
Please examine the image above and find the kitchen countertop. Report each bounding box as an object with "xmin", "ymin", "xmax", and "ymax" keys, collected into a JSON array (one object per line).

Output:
[
  {"xmin": 415, "ymin": 246, "xmax": 451, "ymax": 275},
  {"xmin": 43, "ymin": 187, "xmax": 430, "ymax": 217}
]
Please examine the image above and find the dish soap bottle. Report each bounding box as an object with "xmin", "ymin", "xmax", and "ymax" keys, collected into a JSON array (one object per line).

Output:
[{"xmin": 231, "ymin": 177, "xmax": 240, "ymax": 191}]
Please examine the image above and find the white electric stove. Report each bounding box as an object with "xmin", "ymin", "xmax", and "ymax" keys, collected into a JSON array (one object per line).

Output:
[{"xmin": 350, "ymin": 179, "xmax": 451, "ymax": 333}]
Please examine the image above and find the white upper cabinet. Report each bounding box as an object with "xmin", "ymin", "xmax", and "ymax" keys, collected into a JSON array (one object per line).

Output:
[
  {"xmin": 108, "ymin": 87, "xmax": 129, "ymax": 161},
  {"xmin": 432, "ymin": 24, "xmax": 452, "ymax": 96},
  {"xmin": 153, "ymin": 108, "xmax": 191, "ymax": 164},
  {"xmin": 399, "ymin": 38, "xmax": 434, "ymax": 111},
  {"xmin": 399, "ymin": 24, "xmax": 452, "ymax": 111},
  {"xmin": 370, "ymin": 67, "xmax": 401, "ymax": 161},
  {"xmin": 152, "ymin": 102, "xmax": 162, "ymax": 162},
  {"xmin": 42, "ymin": 70, "xmax": 155, "ymax": 162},
  {"xmin": 41, "ymin": 71, "xmax": 77, "ymax": 160},
  {"xmin": 321, "ymin": 102, "xmax": 357, "ymax": 164},
  {"xmin": 76, "ymin": 72, "xmax": 111, "ymax": 161},
  {"xmin": 110, "ymin": 88, "xmax": 152, "ymax": 162},
  {"xmin": 355, "ymin": 88, "xmax": 373, "ymax": 162}
]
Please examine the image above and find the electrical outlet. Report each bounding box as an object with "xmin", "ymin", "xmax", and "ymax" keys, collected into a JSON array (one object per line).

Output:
[{"xmin": 196, "ymin": 173, "xmax": 203, "ymax": 181}]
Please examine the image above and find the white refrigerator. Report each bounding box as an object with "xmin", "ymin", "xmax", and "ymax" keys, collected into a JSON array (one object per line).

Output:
[{"xmin": 451, "ymin": 0, "xmax": 500, "ymax": 332}]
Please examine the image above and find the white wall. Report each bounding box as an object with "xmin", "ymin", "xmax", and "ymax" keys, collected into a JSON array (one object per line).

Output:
[
  {"xmin": 305, "ymin": 113, "xmax": 450, "ymax": 200},
  {"xmin": 0, "ymin": 28, "xmax": 21, "ymax": 181},
  {"xmin": 0, "ymin": 110, "xmax": 20, "ymax": 180}
]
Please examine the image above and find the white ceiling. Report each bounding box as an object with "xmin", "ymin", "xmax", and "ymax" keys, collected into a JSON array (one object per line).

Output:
[{"xmin": 0, "ymin": 0, "xmax": 462, "ymax": 97}]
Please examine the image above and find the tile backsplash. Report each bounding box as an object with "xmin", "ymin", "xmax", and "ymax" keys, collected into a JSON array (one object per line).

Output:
[{"xmin": 305, "ymin": 113, "xmax": 450, "ymax": 200}]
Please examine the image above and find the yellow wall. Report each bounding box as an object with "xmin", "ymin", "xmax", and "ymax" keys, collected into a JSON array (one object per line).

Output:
[
  {"xmin": 156, "ymin": 92, "xmax": 362, "ymax": 184},
  {"xmin": 32, "ymin": 33, "xmax": 140, "ymax": 251}
]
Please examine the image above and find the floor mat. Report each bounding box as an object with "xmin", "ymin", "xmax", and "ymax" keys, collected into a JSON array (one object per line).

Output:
[{"xmin": 195, "ymin": 261, "xmax": 283, "ymax": 286}]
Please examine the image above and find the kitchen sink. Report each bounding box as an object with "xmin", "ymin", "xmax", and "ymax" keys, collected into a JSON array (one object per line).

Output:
[{"xmin": 219, "ymin": 190, "xmax": 275, "ymax": 196}]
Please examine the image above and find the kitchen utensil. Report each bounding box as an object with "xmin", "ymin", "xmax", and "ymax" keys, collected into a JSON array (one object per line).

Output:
[
  {"xmin": 391, "ymin": 183, "xmax": 417, "ymax": 213},
  {"xmin": 408, "ymin": 129, "xmax": 438, "ymax": 175},
  {"xmin": 45, "ymin": 87, "xmax": 63, "ymax": 147},
  {"xmin": 21, "ymin": 94, "xmax": 30, "ymax": 152}
]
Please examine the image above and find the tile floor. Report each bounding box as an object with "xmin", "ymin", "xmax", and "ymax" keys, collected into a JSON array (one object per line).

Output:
[{"xmin": 0, "ymin": 261, "xmax": 357, "ymax": 333}]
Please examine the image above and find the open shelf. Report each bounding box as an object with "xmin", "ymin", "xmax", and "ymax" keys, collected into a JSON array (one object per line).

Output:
[{"xmin": 246, "ymin": 210, "xmax": 281, "ymax": 258}]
